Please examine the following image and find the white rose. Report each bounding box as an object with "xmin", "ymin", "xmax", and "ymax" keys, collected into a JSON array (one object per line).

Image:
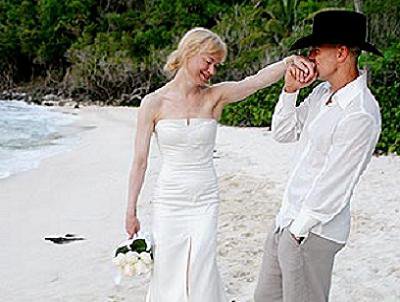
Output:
[
  {"xmin": 126, "ymin": 251, "xmax": 140, "ymax": 265},
  {"xmin": 112, "ymin": 253, "xmax": 127, "ymax": 267},
  {"xmin": 135, "ymin": 260, "xmax": 150, "ymax": 275},
  {"xmin": 123, "ymin": 264, "xmax": 136, "ymax": 277},
  {"xmin": 139, "ymin": 252, "xmax": 152, "ymax": 265}
]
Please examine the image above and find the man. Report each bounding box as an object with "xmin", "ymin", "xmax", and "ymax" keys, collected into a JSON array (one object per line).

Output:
[{"xmin": 254, "ymin": 10, "xmax": 382, "ymax": 302}]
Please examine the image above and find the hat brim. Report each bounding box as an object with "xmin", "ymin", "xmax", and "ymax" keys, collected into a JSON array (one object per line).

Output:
[
  {"xmin": 289, "ymin": 34, "xmax": 316, "ymax": 51},
  {"xmin": 289, "ymin": 35, "xmax": 383, "ymax": 56},
  {"xmin": 361, "ymin": 42, "xmax": 383, "ymax": 56}
]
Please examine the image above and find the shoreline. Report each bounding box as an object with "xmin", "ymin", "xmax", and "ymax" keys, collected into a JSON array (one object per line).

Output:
[
  {"xmin": 0, "ymin": 101, "xmax": 86, "ymax": 180},
  {"xmin": 0, "ymin": 106, "xmax": 399, "ymax": 301},
  {"xmin": 0, "ymin": 88, "xmax": 139, "ymax": 108}
]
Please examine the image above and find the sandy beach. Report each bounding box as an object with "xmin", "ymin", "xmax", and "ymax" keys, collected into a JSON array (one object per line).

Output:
[{"xmin": 1, "ymin": 106, "xmax": 399, "ymax": 302}]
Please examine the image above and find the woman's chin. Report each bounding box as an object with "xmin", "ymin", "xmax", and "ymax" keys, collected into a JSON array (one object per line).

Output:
[
  {"xmin": 196, "ymin": 78, "xmax": 208, "ymax": 86},
  {"xmin": 201, "ymin": 77, "xmax": 211, "ymax": 85}
]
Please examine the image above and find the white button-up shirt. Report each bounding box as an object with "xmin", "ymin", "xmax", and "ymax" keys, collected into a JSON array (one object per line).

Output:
[{"xmin": 272, "ymin": 71, "xmax": 381, "ymax": 243}]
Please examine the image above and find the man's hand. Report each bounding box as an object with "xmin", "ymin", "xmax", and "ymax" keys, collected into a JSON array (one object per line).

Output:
[{"xmin": 284, "ymin": 57, "xmax": 317, "ymax": 93}]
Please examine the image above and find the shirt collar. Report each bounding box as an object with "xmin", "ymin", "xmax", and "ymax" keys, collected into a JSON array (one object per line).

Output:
[{"xmin": 331, "ymin": 70, "xmax": 368, "ymax": 109}]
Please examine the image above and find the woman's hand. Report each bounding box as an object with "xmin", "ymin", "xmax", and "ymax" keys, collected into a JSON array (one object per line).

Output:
[
  {"xmin": 289, "ymin": 55, "xmax": 316, "ymax": 83},
  {"xmin": 125, "ymin": 211, "xmax": 141, "ymax": 239},
  {"xmin": 284, "ymin": 56, "xmax": 317, "ymax": 93}
]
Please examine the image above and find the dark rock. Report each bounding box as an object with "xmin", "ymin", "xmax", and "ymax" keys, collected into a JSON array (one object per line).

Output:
[{"xmin": 44, "ymin": 234, "xmax": 85, "ymax": 244}]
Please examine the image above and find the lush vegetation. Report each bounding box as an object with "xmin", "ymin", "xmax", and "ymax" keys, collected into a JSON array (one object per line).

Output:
[{"xmin": 0, "ymin": 0, "xmax": 398, "ymax": 153}]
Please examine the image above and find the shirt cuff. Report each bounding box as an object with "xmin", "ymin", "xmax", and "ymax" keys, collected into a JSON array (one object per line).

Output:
[
  {"xmin": 289, "ymin": 210, "xmax": 320, "ymax": 237},
  {"xmin": 275, "ymin": 90, "xmax": 299, "ymax": 115}
]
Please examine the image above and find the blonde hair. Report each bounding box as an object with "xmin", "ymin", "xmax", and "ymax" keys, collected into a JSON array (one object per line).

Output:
[{"xmin": 164, "ymin": 27, "xmax": 227, "ymax": 76}]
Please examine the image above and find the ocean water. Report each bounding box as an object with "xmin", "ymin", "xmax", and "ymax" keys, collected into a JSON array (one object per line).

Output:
[{"xmin": 0, "ymin": 100, "xmax": 80, "ymax": 179}]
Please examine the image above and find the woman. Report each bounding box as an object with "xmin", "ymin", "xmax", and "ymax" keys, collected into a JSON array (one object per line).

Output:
[{"xmin": 125, "ymin": 27, "xmax": 314, "ymax": 302}]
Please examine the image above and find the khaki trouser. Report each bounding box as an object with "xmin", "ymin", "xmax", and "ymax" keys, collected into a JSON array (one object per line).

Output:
[{"xmin": 254, "ymin": 225, "xmax": 344, "ymax": 302}]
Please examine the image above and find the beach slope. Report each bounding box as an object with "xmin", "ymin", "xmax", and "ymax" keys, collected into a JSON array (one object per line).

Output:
[{"xmin": 0, "ymin": 106, "xmax": 398, "ymax": 301}]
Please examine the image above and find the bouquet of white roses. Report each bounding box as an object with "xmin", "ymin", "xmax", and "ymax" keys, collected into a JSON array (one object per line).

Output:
[{"xmin": 112, "ymin": 233, "xmax": 153, "ymax": 279}]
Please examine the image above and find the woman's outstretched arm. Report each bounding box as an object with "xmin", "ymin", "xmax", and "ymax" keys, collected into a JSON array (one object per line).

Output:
[
  {"xmin": 125, "ymin": 94, "xmax": 158, "ymax": 238},
  {"xmin": 211, "ymin": 55, "xmax": 314, "ymax": 105}
]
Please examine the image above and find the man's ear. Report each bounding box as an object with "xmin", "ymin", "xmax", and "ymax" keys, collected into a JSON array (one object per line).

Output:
[{"xmin": 337, "ymin": 45, "xmax": 350, "ymax": 63}]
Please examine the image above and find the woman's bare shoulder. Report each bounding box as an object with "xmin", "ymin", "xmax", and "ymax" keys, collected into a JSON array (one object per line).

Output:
[{"xmin": 140, "ymin": 89, "xmax": 165, "ymax": 109}]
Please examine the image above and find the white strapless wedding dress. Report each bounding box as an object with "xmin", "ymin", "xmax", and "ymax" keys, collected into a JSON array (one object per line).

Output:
[{"xmin": 146, "ymin": 118, "xmax": 227, "ymax": 302}]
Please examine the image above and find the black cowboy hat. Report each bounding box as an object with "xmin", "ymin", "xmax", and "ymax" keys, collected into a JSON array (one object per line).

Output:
[{"xmin": 290, "ymin": 10, "xmax": 382, "ymax": 56}]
